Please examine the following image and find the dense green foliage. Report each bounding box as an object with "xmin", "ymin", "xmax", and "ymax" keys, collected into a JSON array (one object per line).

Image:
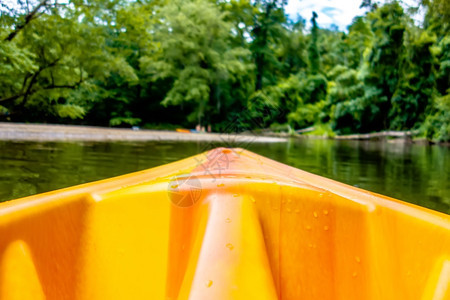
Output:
[{"xmin": 0, "ymin": 0, "xmax": 449, "ymax": 141}]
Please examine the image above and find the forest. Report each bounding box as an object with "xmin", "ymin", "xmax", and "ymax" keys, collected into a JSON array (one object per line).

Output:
[{"xmin": 0, "ymin": 0, "xmax": 449, "ymax": 141}]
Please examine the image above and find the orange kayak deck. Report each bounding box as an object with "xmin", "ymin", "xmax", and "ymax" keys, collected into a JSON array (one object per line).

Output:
[{"xmin": 0, "ymin": 147, "xmax": 449, "ymax": 299}]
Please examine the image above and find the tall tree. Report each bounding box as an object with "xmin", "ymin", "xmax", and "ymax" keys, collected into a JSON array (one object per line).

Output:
[
  {"xmin": 345, "ymin": 16, "xmax": 373, "ymax": 69},
  {"xmin": 251, "ymin": 0, "xmax": 287, "ymax": 91},
  {"xmin": 420, "ymin": 0, "xmax": 450, "ymax": 141},
  {"xmin": 308, "ymin": 11, "xmax": 321, "ymax": 74},
  {"xmin": 362, "ymin": 1, "xmax": 408, "ymax": 130},
  {"xmin": 390, "ymin": 29, "xmax": 438, "ymax": 129},
  {"xmin": 142, "ymin": 0, "xmax": 252, "ymax": 126},
  {"xmin": 0, "ymin": 0, "xmax": 137, "ymax": 122}
]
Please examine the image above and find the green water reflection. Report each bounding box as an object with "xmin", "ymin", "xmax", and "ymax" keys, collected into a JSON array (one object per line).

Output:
[{"xmin": 0, "ymin": 139, "xmax": 448, "ymax": 214}]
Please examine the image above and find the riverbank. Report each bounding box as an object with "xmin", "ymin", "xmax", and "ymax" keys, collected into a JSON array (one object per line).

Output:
[
  {"xmin": 1, "ymin": 122, "xmax": 447, "ymax": 145},
  {"xmin": 0, "ymin": 122, "xmax": 287, "ymax": 143},
  {"xmin": 258, "ymin": 127, "xmax": 447, "ymax": 145}
]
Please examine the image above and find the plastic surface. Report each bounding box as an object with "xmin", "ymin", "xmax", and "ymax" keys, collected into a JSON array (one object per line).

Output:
[{"xmin": 0, "ymin": 147, "xmax": 449, "ymax": 299}]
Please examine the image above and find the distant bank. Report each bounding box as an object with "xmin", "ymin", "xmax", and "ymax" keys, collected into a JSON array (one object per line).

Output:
[
  {"xmin": 0, "ymin": 123, "xmax": 445, "ymax": 145},
  {"xmin": 0, "ymin": 123, "xmax": 287, "ymax": 143}
]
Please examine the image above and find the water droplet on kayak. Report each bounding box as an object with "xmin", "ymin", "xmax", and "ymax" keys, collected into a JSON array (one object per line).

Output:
[
  {"xmin": 324, "ymin": 225, "xmax": 329, "ymax": 231},
  {"xmin": 225, "ymin": 218, "xmax": 231, "ymax": 223},
  {"xmin": 205, "ymin": 280, "xmax": 213, "ymax": 287},
  {"xmin": 171, "ymin": 184, "xmax": 179, "ymax": 189},
  {"xmin": 305, "ymin": 225, "xmax": 311, "ymax": 230},
  {"xmin": 217, "ymin": 183, "xmax": 224, "ymax": 187},
  {"xmin": 288, "ymin": 199, "xmax": 292, "ymax": 203},
  {"xmin": 295, "ymin": 209, "xmax": 300, "ymax": 213},
  {"xmin": 313, "ymin": 211, "xmax": 318, "ymax": 218},
  {"xmin": 251, "ymin": 198, "xmax": 256, "ymax": 203},
  {"xmin": 355, "ymin": 256, "xmax": 361, "ymax": 263},
  {"xmin": 226, "ymin": 243, "xmax": 234, "ymax": 250},
  {"xmin": 233, "ymin": 194, "xmax": 239, "ymax": 197},
  {"xmin": 308, "ymin": 243, "xmax": 313, "ymax": 248},
  {"xmin": 352, "ymin": 272, "xmax": 358, "ymax": 277},
  {"xmin": 319, "ymin": 193, "xmax": 323, "ymax": 198},
  {"xmin": 323, "ymin": 209, "xmax": 329, "ymax": 215},
  {"xmin": 287, "ymin": 208, "xmax": 292, "ymax": 213}
]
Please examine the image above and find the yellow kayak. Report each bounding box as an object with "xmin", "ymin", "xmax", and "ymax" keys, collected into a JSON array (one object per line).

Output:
[{"xmin": 0, "ymin": 148, "xmax": 448, "ymax": 299}]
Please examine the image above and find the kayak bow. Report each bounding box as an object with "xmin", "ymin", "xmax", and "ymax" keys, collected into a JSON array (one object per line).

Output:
[{"xmin": 0, "ymin": 148, "xmax": 448, "ymax": 299}]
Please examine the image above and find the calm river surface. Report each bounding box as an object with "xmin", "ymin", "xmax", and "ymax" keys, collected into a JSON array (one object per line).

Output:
[{"xmin": 0, "ymin": 139, "xmax": 448, "ymax": 214}]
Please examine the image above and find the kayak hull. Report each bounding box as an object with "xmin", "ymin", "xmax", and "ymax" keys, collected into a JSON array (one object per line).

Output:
[{"xmin": 0, "ymin": 148, "xmax": 449, "ymax": 299}]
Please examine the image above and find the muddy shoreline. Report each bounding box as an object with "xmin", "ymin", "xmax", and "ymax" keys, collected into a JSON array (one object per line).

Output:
[{"xmin": 0, "ymin": 122, "xmax": 287, "ymax": 143}]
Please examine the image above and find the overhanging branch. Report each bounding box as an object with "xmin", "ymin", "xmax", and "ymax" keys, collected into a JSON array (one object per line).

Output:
[{"xmin": 4, "ymin": 0, "xmax": 48, "ymax": 42}]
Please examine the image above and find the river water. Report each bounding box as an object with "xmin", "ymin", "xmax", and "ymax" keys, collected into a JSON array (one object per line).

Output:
[{"xmin": 0, "ymin": 139, "xmax": 448, "ymax": 214}]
